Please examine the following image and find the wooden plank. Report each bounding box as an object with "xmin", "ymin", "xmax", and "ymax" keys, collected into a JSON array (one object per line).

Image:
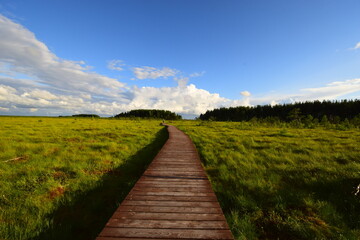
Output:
[
  {"xmin": 144, "ymin": 172, "xmax": 206, "ymax": 176},
  {"xmin": 138, "ymin": 179, "xmax": 208, "ymax": 184},
  {"xmin": 137, "ymin": 179, "xmax": 211, "ymax": 187},
  {"xmin": 106, "ymin": 219, "xmax": 229, "ymax": 229},
  {"xmin": 116, "ymin": 205, "xmax": 222, "ymax": 214},
  {"xmin": 144, "ymin": 171, "xmax": 206, "ymax": 175},
  {"xmin": 157, "ymin": 153, "xmax": 199, "ymax": 156},
  {"xmin": 142, "ymin": 176, "xmax": 208, "ymax": 180},
  {"xmin": 137, "ymin": 180, "xmax": 211, "ymax": 185},
  {"xmin": 149, "ymin": 162, "xmax": 200, "ymax": 165},
  {"xmin": 129, "ymin": 188, "xmax": 212, "ymax": 193},
  {"xmin": 151, "ymin": 161, "xmax": 202, "ymax": 165},
  {"xmin": 140, "ymin": 177, "xmax": 208, "ymax": 182},
  {"xmin": 134, "ymin": 184, "xmax": 212, "ymax": 189},
  {"xmin": 110, "ymin": 212, "xmax": 227, "ymax": 221},
  {"xmin": 145, "ymin": 167, "xmax": 204, "ymax": 171},
  {"xmin": 121, "ymin": 200, "xmax": 220, "ymax": 208},
  {"xmin": 125, "ymin": 195, "xmax": 218, "ymax": 202},
  {"xmin": 154, "ymin": 157, "xmax": 199, "ymax": 160},
  {"xmin": 148, "ymin": 163, "xmax": 201, "ymax": 166},
  {"xmin": 131, "ymin": 187, "xmax": 213, "ymax": 193},
  {"xmin": 143, "ymin": 173, "xmax": 207, "ymax": 178},
  {"xmin": 97, "ymin": 238, "xmax": 174, "ymax": 240},
  {"xmin": 135, "ymin": 183, "xmax": 211, "ymax": 188},
  {"xmin": 133, "ymin": 184, "xmax": 212, "ymax": 189},
  {"xmin": 145, "ymin": 169, "xmax": 205, "ymax": 173},
  {"xmin": 127, "ymin": 191, "xmax": 216, "ymax": 197},
  {"xmin": 99, "ymin": 228, "xmax": 234, "ymax": 239},
  {"xmin": 135, "ymin": 184, "xmax": 211, "ymax": 188}
]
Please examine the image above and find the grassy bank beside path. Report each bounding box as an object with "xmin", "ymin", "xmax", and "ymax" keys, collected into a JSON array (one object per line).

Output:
[
  {"xmin": 173, "ymin": 120, "xmax": 360, "ymax": 240},
  {"xmin": 0, "ymin": 117, "xmax": 167, "ymax": 240}
]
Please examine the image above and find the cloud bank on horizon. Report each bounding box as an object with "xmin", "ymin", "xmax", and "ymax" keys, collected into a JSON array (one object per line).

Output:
[{"xmin": 0, "ymin": 15, "xmax": 359, "ymax": 118}]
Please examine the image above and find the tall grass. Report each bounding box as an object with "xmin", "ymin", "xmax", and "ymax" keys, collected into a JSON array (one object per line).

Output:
[
  {"xmin": 0, "ymin": 117, "xmax": 167, "ymax": 240},
  {"xmin": 173, "ymin": 120, "xmax": 360, "ymax": 240}
]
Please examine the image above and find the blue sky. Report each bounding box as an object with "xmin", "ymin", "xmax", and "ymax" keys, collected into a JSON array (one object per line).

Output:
[{"xmin": 0, "ymin": 0, "xmax": 360, "ymax": 118}]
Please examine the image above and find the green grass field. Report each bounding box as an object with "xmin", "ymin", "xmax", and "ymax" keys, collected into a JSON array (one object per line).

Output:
[
  {"xmin": 1, "ymin": 117, "xmax": 360, "ymax": 240},
  {"xmin": 172, "ymin": 121, "xmax": 360, "ymax": 240},
  {"xmin": 0, "ymin": 117, "xmax": 167, "ymax": 240}
]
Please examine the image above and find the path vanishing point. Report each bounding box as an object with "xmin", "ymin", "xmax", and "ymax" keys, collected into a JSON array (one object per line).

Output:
[{"xmin": 97, "ymin": 125, "xmax": 234, "ymax": 240}]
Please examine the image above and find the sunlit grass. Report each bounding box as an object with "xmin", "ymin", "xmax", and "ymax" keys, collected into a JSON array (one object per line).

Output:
[
  {"xmin": 0, "ymin": 117, "xmax": 166, "ymax": 240},
  {"xmin": 2, "ymin": 117, "xmax": 359, "ymax": 239},
  {"xmin": 173, "ymin": 120, "xmax": 360, "ymax": 240}
]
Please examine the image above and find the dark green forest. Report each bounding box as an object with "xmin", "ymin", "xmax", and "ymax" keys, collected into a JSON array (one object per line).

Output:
[
  {"xmin": 200, "ymin": 100, "xmax": 360, "ymax": 124},
  {"xmin": 114, "ymin": 109, "xmax": 182, "ymax": 120}
]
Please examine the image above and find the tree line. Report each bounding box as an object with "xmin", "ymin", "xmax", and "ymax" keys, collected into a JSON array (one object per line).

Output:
[
  {"xmin": 199, "ymin": 100, "xmax": 360, "ymax": 124},
  {"xmin": 59, "ymin": 114, "xmax": 100, "ymax": 118},
  {"xmin": 114, "ymin": 109, "xmax": 182, "ymax": 120}
]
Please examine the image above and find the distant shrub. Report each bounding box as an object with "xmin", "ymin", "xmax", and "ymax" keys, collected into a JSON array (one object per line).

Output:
[{"xmin": 72, "ymin": 114, "xmax": 100, "ymax": 118}]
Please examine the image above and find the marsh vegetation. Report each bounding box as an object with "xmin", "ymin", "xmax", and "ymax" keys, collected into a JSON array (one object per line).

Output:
[
  {"xmin": 1, "ymin": 116, "xmax": 359, "ymax": 239},
  {"xmin": 173, "ymin": 120, "xmax": 360, "ymax": 239},
  {"xmin": 0, "ymin": 117, "xmax": 167, "ymax": 240}
]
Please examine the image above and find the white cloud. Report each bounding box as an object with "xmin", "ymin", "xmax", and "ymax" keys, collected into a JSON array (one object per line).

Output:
[
  {"xmin": 107, "ymin": 59, "xmax": 125, "ymax": 71},
  {"xmin": 270, "ymin": 100, "xmax": 278, "ymax": 106},
  {"xmin": 125, "ymin": 84, "xmax": 249, "ymax": 116},
  {"xmin": 0, "ymin": 15, "xmax": 125, "ymax": 98},
  {"xmin": 189, "ymin": 71, "xmax": 205, "ymax": 78},
  {"xmin": 240, "ymin": 91, "xmax": 251, "ymax": 97},
  {"xmin": 25, "ymin": 89, "xmax": 58, "ymax": 100},
  {"xmin": 352, "ymin": 42, "xmax": 360, "ymax": 50},
  {"xmin": 300, "ymin": 78, "xmax": 360, "ymax": 99},
  {"xmin": 174, "ymin": 77, "xmax": 189, "ymax": 88},
  {"xmin": 132, "ymin": 66, "xmax": 178, "ymax": 80},
  {"xmin": 0, "ymin": 81, "xmax": 247, "ymax": 118},
  {"xmin": 249, "ymin": 78, "xmax": 360, "ymax": 106}
]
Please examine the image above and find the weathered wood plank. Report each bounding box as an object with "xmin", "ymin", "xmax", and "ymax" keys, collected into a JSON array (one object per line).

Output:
[
  {"xmin": 135, "ymin": 184, "xmax": 211, "ymax": 188},
  {"xmin": 121, "ymin": 200, "xmax": 220, "ymax": 208},
  {"xmin": 145, "ymin": 170, "xmax": 206, "ymax": 174},
  {"xmin": 140, "ymin": 177, "xmax": 208, "ymax": 182},
  {"xmin": 106, "ymin": 219, "xmax": 230, "ymax": 229},
  {"xmin": 99, "ymin": 228, "xmax": 234, "ymax": 239},
  {"xmin": 125, "ymin": 195, "xmax": 218, "ymax": 202},
  {"xmin": 136, "ymin": 180, "xmax": 211, "ymax": 185},
  {"xmin": 134, "ymin": 184, "xmax": 212, "ymax": 189},
  {"xmin": 151, "ymin": 162, "xmax": 202, "ymax": 165},
  {"xmin": 127, "ymin": 191, "xmax": 216, "ymax": 197},
  {"xmin": 143, "ymin": 173, "xmax": 208, "ymax": 178},
  {"xmin": 132, "ymin": 187, "xmax": 213, "ymax": 193},
  {"xmin": 97, "ymin": 238, "xmax": 174, "ymax": 240},
  {"xmin": 145, "ymin": 168, "xmax": 204, "ymax": 172},
  {"xmin": 110, "ymin": 212, "xmax": 227, "ymax": 221},
  {"xmin": 116, "ymin": 205, "xmax": 222, "ymax": 214},
  {"xmin": 148, "ymin": 163, "xmax": 201, "ymax": 166}
]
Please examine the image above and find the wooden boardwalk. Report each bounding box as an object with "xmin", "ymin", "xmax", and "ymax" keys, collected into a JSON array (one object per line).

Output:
[{"xmin": 97, "ymin": 125, "xmax": 234, "ymax": 240}]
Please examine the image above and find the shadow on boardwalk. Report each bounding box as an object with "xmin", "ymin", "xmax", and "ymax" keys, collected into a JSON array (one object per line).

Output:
[{"xmin": 33, "ymin": 127, "xmax": 168, "ymax": 240}]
